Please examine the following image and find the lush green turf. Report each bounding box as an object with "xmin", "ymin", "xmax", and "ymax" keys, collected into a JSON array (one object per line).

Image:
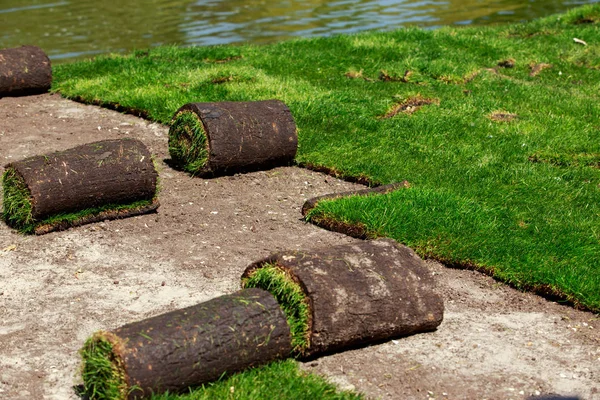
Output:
[
  {"xmin": 242, "ymin": 263, "xmax": 311, "ymax": 354},
  {"xmin": 151, "ymin": 360, "xmax": 362, "ymax": 400},
  {"xmin": 53, "ymin": 5, "xmax": 600, "ymax": 311}
]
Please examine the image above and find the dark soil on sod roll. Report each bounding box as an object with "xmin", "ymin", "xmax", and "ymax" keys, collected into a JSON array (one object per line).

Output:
[
  {"xmin": 242, "ymin": 239, "xmax": 444, "ymax": 359},
  {"xmin": 0, "ymin": 46, "xmax": 52, "ymax": 97},
  {"xmin": 80, "ymin": 288, "xmax": 292, "ymax": 399},
  {"xmin": 2, "ymin": 138, "xmax": 159, "ymax": 234},
  {"xmin": 168, "ymin": 100, "xmax": 297, "ymax": 177}
]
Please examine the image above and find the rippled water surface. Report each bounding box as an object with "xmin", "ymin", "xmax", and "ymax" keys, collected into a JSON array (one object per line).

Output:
[{"xmin": 1, "ymin": 0, "xmax": 598, "ymax": 63}]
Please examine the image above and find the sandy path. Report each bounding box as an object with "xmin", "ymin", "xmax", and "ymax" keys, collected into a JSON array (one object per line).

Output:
[{"xmin": 0, "ymin": 94, "xmax": 598, "ymax": 400}]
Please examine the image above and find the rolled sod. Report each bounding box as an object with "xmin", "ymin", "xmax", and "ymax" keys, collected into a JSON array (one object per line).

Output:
[
  {"xmin": 242, "ymin": 239, "xmax": 444, "ymax": 358},
  {"xmin": 80, "ymin": 288, "xmax": 292, "ymax": 399},
  {"xmin": 0, "ymin": 45, "xmax": 52, "ymax": 97},
  {"xmin": 168, "ymin": 100, "xmax": 297, "ymax": 176},
  {"xmin": 2, "ymin": 138, "xmax": 159, "ymax": 234}
]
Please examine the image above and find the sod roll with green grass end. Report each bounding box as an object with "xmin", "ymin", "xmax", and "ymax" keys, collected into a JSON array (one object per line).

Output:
[
  {"xmin": 168, "ymin": 100, "xmax": 297, "ymax": 176},
  {"xmin": 80, "ymin": 288, "xmax": 292, "ymax": 400},
  {"xmin": 2, "ymin": 138, "xmax": 159, "ymax": 234},
  {"xmin": 0, "ymin": 45, "xmax": 52, "ymax": 97},
  {"xmin": 242, "ymin": 239, "xmax": 444, "ymax": 358}
]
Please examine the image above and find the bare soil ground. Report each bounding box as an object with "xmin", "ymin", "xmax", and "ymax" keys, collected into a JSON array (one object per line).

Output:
[{"xmin": 0, "ymin": 94, "xmax": 598, "ymax": 400}]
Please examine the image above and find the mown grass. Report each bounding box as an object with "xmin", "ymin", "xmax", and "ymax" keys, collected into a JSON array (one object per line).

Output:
[
  {"xmin": 52, "ymin": 5, "xmax": 600, "ymax": 312},
  {"xmin": 151, "ymin": 359, "xmax": 362, "ymax": 400}
]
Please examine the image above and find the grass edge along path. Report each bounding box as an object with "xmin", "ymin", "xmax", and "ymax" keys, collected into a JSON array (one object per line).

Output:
[{"xmin": 52, "ymin": 4, "xmax": 600, "ymax": 313}]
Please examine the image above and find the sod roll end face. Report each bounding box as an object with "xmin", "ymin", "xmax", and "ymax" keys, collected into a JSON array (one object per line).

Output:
[
  {"xmin": 2, "ymin": 167, "xmax": 35, "ymax": 233},
  {"xmin": 242, "ymin": 263, "xmax": 312, "ymax": 355},
  {"xmin": 168, "ymin": 110, "xmax": 209, "ymax": 175},
  {"xmin": 80, "ymin": 331, "xmax": 128, "ymax": 400}
]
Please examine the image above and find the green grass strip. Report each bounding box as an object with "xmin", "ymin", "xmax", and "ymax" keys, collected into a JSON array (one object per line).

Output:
[
  {"xmin": 80, "ymin": 332, "xmax": 128, "ymax": 400},
  {"xmin": 151, "ymin": 359, "xmax": 362, "ymax": 400},
  {"xmin": 168, "ymin": 110, "xmax": 209, "ymax": 175},
  {"xmin": 1, "ymin": 168, "xmax": 34, "ymax": 231},
  {"xmin": 242, "ymin": 264, "xmax": 311, "ymax": 354}
]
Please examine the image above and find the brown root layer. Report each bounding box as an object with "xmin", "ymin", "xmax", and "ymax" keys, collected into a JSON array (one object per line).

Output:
[
  {"xmin": 0, "ymin": 46, "xmax": 52, "ymax": 97},
  {"xmin": 170, "ymin": 101, "xmax": 298, "ymax": 177},
  {"xmin": 104, "ymin": 288, "xmax": 292, "ymax": 398}
]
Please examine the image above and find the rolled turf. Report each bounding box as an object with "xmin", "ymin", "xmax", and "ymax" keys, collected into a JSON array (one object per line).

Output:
[
  {"xmin": 0, "ymin": 45, "xmax": 51, "ymax": 97},
  {"xmin": 242, "ymin": 239, "xmax": 444, "ymax": 358},
  {"xmin": 168, "ymin": 100, "xmax": 297, "ymax": 177},
  {"xmin": 2, "ymin": 138, "xmax": 159, "ymax": 234},
  {"xmin": 80, "ymin": 288, "xmax": 292, "ymax": 399}
]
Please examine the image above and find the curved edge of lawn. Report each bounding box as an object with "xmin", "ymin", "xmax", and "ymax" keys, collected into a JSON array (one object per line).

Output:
[{"xmin": 303, "ymin": 189, "xmax": 599, "ymax": 314}]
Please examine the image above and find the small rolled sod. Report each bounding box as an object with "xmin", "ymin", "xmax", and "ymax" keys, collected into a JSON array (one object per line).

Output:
[
  {"xmin": 1, "ymin": 138, "xmax": 159, "ymax": 234},
  {"xmin": 0, "ymin": 45, "xmax": 52, "ymax": 97},
  {"xmin": 80, "ymin": 289, "xmax": 293, "ymax": 399},
  {"xmin": 168, "ymin": 100, "xmax": 297, "ymax": 177},
  {"xmin": 242, "ymin": 239, "xmax": 444, "ymax": 358}
]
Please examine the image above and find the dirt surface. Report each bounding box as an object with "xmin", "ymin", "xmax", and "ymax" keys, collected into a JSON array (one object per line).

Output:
[{"xmin": 0, "ymin": 94, "xmax": 598, "ymax": 400}]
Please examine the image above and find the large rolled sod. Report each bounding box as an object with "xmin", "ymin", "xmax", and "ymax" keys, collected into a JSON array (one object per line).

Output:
[
  {"xmin": 242, "ymin": 239, "xmax": 444, "ymax": 358},
  {"xmin": 168, "ymin": 100, "xmax": 298, "ymax": 176},
  {"xmin": 2, "ymin": 138, "xmax": 159, "ymax": 234},
  {"xmin": 80, "ymin": 289, "xmax": 292, "ymax": 399},
  {"xmin": 0, "ymin": 45, "xmax": 52, "ymax": 97}
]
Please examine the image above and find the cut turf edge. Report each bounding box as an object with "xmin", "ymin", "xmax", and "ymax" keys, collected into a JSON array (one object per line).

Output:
[
  {"xmin": 168, "ymin": 110, "xmax": 209, "ymax": 175},
  {"xmin": 242, "ymin": 263, "xmax": 312, "ymax": 355},
  {"xmin": 1, "ymin": 167, "xmax": 34, "ymax": 233},
  {"xmin": 80, "ymin": 331, "xmax": 129, "ymax": 400}
]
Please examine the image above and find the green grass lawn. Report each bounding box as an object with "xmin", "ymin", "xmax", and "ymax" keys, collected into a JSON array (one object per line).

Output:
[
  {"xmin": 151, "ymin": 360, "xmax": 361, "ymax": 400},
  {"xmin": 53, "ymin": 4, "xmax": 600, "ymax": 315}
]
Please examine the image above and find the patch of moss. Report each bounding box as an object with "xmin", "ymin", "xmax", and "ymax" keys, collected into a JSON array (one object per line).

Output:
[
  {"xmin": 1, "ymin": 168, "xmax": 34, "ymax": 232},
  {"xmin": 80, "ymin": 332, "xmax": 128, "ymax": 400},
  {"xmin": 242, "ymin": 263, "xmax": 311, "ymax": 354},
  {"xmin": 168, "ymin": 110, "xmax": 209, "ymax": 175}
]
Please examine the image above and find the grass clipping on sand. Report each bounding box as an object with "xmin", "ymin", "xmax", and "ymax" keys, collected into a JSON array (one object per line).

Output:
[
  {"xmin": 168, "ymin": 110, "xmax": 209, "ymax": 175},
  {"xmin": 80, "ymin": 332, "xmax": 128, "ymax": 400},
  {"xmin": 242, "ymin": 263, "xmax": 311, "ymax": 354}
]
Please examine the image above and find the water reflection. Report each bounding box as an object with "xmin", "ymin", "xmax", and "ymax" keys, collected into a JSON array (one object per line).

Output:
[{"xmin": 0, "ymin": 0, "xmax": 598, "ymax": 63}]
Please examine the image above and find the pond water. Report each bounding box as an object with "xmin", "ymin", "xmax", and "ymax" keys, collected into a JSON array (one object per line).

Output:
[{"xmin": 1, "ymin": 0, "xmax": 598, "ymax": 63}]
